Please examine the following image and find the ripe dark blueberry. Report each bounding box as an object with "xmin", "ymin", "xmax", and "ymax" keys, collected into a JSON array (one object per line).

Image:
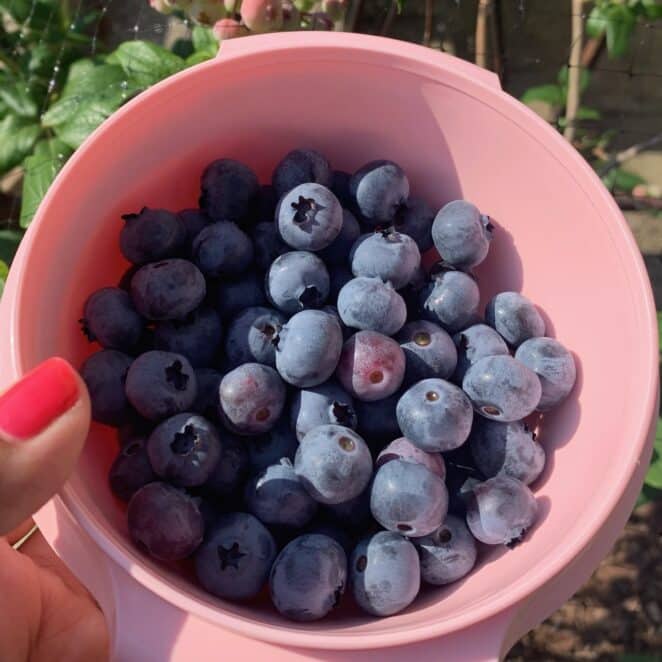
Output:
[
  {"xmin": 485, "ymin": 291, "xmax": 545, "ymax": 348},
  {"xmin": 195, "ymin": 512, "xmax": 277, "ymax": 600},
  {"xmin": 266, "ymin": 251, "xmax": 330, "ymax": 314},
  {"xmin": 350, "ymin": 160, "xmax": 409, "ymax": 225},
  {"xmin": 247, "ymin": 418, "xmax": 298, "ymax": 474},
  {"xmin": 203, "ymin": 432, "xmax": 248, "ymax": 496},
  {"xmin": 376, "ymin": 437, "xmax": 446, "ymax": 479},
  {"xmin": 177, "ymin": 208, "xmax": 210, "ymax": 249},
  {"xmin": 419, "ymin": 269, "xmax": 480, "ymax": 333},
  {"xmin": 272, "ymin": 149, "xmax": 332, "ymax": 199},
  {"xmin": 350, "ymin": 531, "xmax": 420, "ymax": 616},
  {"xmin": 224, "ymin": 306, "xmax": 286, "ymax": 368},
  {"xmin": 125, "ymin": 351, "xmax": 197, "ymax": 421},
  {"xmin": 192, "ymin": 221, "xmax": 254, "ymax": 278},
  {"xmin": 397, "ymin": 320, "xmax": 457, "ymax": 385},
  {"xmin": 269, "ymin": 534, "xmax": 347, "ymax": 621},
  {"xmin": 216, "ymin": 272, "xmax": 267, "ymax": 320},
  {"xmin": 108, "ymin": 437, "xmax": 156, "ymax": 501},
  {"xmin": 393, "ymin": 196, "xmax": 434, "ymax": 252},
  {"xmin": 318, "ymin": 209, "xmax": 361, "ymax": 265},
  {"xmin": 146, "ymin": 413, "xmax": 222, "ymax": 487},
  {"xmin": 200, "ymin": 158, "xmax": 260, "ymax": 222},
  {"xmin": 453, "ymin": 323, "xmax": 510, "ymax": 382},
  {"xmin": 154, "ymin": 307, "xmax": 222, "ymax": 368},
  {"xmin": 251, "ymin": 221, "xmax": 288, "ymax": 271},
  {"xmin": 192, "ymin": 368, "xmax": 222, "ymax": 419},
  {"xmin": 128, "ymin": 482, "xmax": 204, "ymax": 561},
  {"xmin": 80, "ymin": 287, "xmax": 144, "ymax": 351},
  {"xmin": 120, "ymin": 207, "xmax": 186, "ymax": 265},
  {"xmin": 80, "ymin": 349, "xmax": 133, "ymax": 425},
  {"xmin": 130, "ymin": 259, "xmax": 206, "ymax": 321}
]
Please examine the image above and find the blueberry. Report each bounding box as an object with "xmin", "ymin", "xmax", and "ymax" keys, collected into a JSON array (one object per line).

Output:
[
  {"xmin": 295, "ymin": 425, "xmax": 372, "ymax": 504},
  {"xmin": 80, "ymin": 349, "xmax": 133, "ymax": 425},
  {"xmin": 216, "ymin": 272, "xmax": 267, "ymax": 320},
  {"xmin": 130, "ymin": 259, "xmax": 206, "ymax": 321},
  {"xmin": 203, "ymin": 433, "xmax": 248, "ymax": 496},
  {"xmin": 80, "ymin": 287, "xmax": 144, "ymax": 351},
  {"xmin": 274, "ymin": 309, "xmax": 343, "ymax": 388},
  {"xmin": 397, "ymin": 320, "xmax": 457, "ymax": 385},
  {"xmin": 177, "ymin": 208, "xmax": 210, "ymax": 248},
  {"xmin": 256, "ymin": 184, "xmax": 278, "ymax": 222},
  {"xmin": 108, "ymin": 437, "xmax": 156, "ymax": 501},
  {"xmin": 125, "ymin": 351, "xmax": 197, "ymax": 421},
  {"xmin": 453, "ymin": 323, "xmax": 509, "ymax": 382},
  {"xmin": 462, "ymin": 355, "xmax": 542, "ymax": 422},
  {"xmin": 269, "ymin": 534, "xmax": 347, "ymax": 621},
  {"xmin": 392, "ymin": 196, "xmax": 434, "ymax": 252},
  {"xmin": 266, "ymin": 251, "xmax": 330, "ymax": 314},
  {"xmin": 219, "ymin": 363, "xmax": 286, "ymax": 435},
  {"xmin": 192, "ymin": 221, "xmax": 254, "ymax": 278},
  {"xmin": 245, "ymin": 458, "xmax": 318, "ymax": 528},
  {"xmin": 117, "ymin": 417, "xmax": 153, "ymax": 448},
  {"xmin": 336, "ymin": 330, "xmax": 406, "ymax": 402},
  {"xmin": 200, "ymin": 158, "xmax": 260, "ymax": 222},
  {"xmin": 419, "ymin": 269, "xmax": 480, "ymax": 333},
  {"xmin": 350, "ymin": 531, "xmax": 420, "ymax": 616},
  {"xmin": 337, "ymin": 277, "xmax": 406, "ymax": 336},
  {"xmin": 251, "ymin": 222, "xmax": 288, "ymax": 271},
  {"xmin": 350, "ymin": 160, "xmax": 409, "ymax": 225},
  {"xmin": 414, "ymin": 515, "xmax": 477, "ymax": 585},
  {"xmin": 485, "ymin": 291, "xmax": 545, "ymax": 348},
  {"xmin": 225, "ymin": 306, "xmax": 286, "ymax": 368},
  {"xmin": 328, "ymin": 264, "xmax": 353, "ymax": 301},
  {"xmin": 318, "ymin": 209, "xmax": 361, "ymax": 265},
  {"xmin": 290, "ymin": 381, "xmax": 357, "ymax": 442},
  {"xmin": 350, "ymin": 230, "xmax": 421, "ymax": 289},
  {"xmin": 247, "ymin": 418, "xmax": 298, "ymax": 473},
  {"xmin": 354, "ymin": 392, "xmax": 401, "ymax": 444},
  {"xmin": 370, "ymin": 459, "xmax": 448, "ymax": 536},
  {"xmin": 465, "ymin": 476, "xmax": 538, "ymax": 545},
  {"xmin": 128, "ymin": 482, "xmax": 204, "ymax": 561},
  {"xmin": 154, "ymin": 307, "xmax": 222, "ymax": 368},
  {"xmin": 514, "ymin": 337, "xmax": 576, "ymax": 410},
  {"xmin": 376, "ymin": 437, "xmax": 446, "ymax": 479},
  {"xmin": 431, "ymin": 200, "xmax": 493, "ymax": 270},
  {"xmin": 396, "ymin": 378, "xmax": 473, "ymax": 452},
  {"xmin": 277, "ymin": 183, "xmax": 343, "ymax": 251},
  {"xmin": 330, "ymin": 170, "xmax": 352, "ymax": 208},
  {"xmin": 272, "ymin": 149, "xmax": 332, "ymax": 199},
  {"xmin": 195, "ymin": 512, "xmax": 277, "ymax": 600},
  {"xmin": 192, "ymin": 368, "xmax": 222, "ymax": 419},
  {"xmin": 321, "ymin": 304, "xmax": 352, "ymax": 340},
  {"xmin": 469, "ymin": 419, "xmax": 545, "ymax": 485},
  {"xmin": 146, "ymin": 413, "xmax": 222, "ymax": 487},
  {"xmin": 120, "ymin": 207, "xmax": 186, "ymax": 265}
]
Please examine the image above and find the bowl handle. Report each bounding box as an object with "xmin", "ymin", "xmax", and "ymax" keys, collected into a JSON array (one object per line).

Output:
[
  {"xmin": 35, "ymin": 496, "xmax": 514, "ymax": 661},
  {"xmin": 215, "ymin": 32, "xmax": 502, "ymax": 91}
]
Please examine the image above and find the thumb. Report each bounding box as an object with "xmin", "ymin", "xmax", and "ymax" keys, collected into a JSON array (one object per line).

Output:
[{"xmin": 0, "ymin": 358, "xmax": 91, "ymax": 535}]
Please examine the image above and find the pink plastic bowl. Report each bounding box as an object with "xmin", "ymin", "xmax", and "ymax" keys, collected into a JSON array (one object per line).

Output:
[{"xmin": 0, "ymin": 32, "xmax": 658, "ymax": 662}]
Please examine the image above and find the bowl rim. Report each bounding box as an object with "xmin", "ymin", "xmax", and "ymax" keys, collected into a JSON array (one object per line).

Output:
[{"xmin": 6, "ymin": 31, "xmax": 659, "ymax": 650}]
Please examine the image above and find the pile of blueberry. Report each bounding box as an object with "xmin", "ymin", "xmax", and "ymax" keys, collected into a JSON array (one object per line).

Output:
[{"xmin": 79, "ymin": 149, "xmax": 576, "ymax": 621}]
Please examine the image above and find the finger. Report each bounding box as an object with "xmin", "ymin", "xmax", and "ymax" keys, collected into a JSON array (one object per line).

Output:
[
  {"xmin": 0, "ymin": 358, "xmax": 91, "ymax": 535},
  {"xmin": 4, "ymin": 518, "xmax": 35, "ymax": 546}
]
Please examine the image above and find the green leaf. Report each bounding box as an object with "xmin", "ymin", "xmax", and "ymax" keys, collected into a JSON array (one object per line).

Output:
[
  {"xmin": 172, "ymin": 38, "xmax": 195, "ymax": 59},
  {"xmin": 605, "ymin": 5, "xmax": 636, "ymax": 58},
  {"xmin": 19, "ymin": 138, "xmax": 72, "ymax": 228},
  {"xmin": 186, "ymin": 50, "xmax": 217, "ymax": 66},
  {"xmin": 192, "ymin": 25, "xmax": 217, "ymax": 52},
  {"xmin": 0, "ymin": 229, "xmax": 23, "ymax": 264},
  {"xmin": 113, "ymin": 41, "xmax": 185, "ymax": 88},
  {"xmin": 0, "ymin": 0, "xmax": 61, "ymax": 31},
  {"xmin": 0, "ymin": 81, "xmax": 38, "ymax": 118},
  {"xmin": 0, "ymin": 259, "xmax": 8, "ymax": 299},
  {"xmin": 557, "ymin": 66, "xmax": 591, "ymax": 94},
  {"xmin": 41, "ymin": 63, "xmax": 133, "ymax": 128},
  {"xmin": 0, "ymin": 115, "xmax": 41, "ymax": 175},
  {"xmin": 586, "ymin": 6, "xmax": 608, "ymax": 38},
  {"xmin": 521, "ymin": 84, "xmax": 564, "ymax": 107},
  {"xmin": 641, "ymin": 0, "xmax": 662, "ymax": 19},
  {"xmin": 576, "ymin": 106, "xmax": 601, "ymax": 120},
  {"xmin": 602, "ymin": 166, "xmax": 646, "ymax": 192}
]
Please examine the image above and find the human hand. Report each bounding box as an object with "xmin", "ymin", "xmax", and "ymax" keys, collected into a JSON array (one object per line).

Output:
[{"xmin": 0, "ymin": 358, "xmax": 109, "ymax": 662}]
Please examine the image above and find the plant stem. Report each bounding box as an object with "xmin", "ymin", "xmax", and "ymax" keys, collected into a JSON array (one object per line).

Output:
[
  {"xmin": 346, "ymin": 0, "xmax": 364, "ymax": 32},
  {"xmin": 423, "ymin": 0, "xmax": 433, "ymax": 47},
  {"xmin": 563, "ymin": 0, "xmax": 584, "ymax": 143},
  {"xmin": 475, "ymin": 0, "xmax": 493, "ymax": 69},
  {"xmin": 615, "ymin": 195, "xmax": 662, "ymax": 211},
  {"xmin": 598, "ymin": 132, "xmax": 662, "ymax": 177},
  {"xmin": 581, "ymin": 34, "xmax": 604, "ymax": 69},
  {"xmin": 380, "ymin": 0, "xmax": 397, "ymax": 37}
]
